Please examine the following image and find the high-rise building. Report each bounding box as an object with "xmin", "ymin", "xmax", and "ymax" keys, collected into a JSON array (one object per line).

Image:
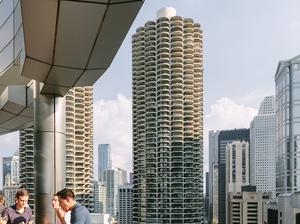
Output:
[
  {"xmin": 1, "ymin": 152, "xmax": 19, "ymax": 188},
  {"xmin": 93, "ymin": 180, "xmax": 100, "ymax": 213},
  {"xmin": 2, "ymin": 157, "xmax": 12, "ymax": 187},
  {"xmin": 19, "ymin": 127, "xmax": 35, "ymax": 209},
  {"xmin": 218, "ymin": 129, "xmax": 250, "ymax": 224},
  {"xmin": 3, "ymin": 185, "xmax": 19, "ymax": 207},
  {"xmin": 264, "ymin": 191, "xmax": 300, "ymax": 224},
  {"xmin": 19, "ymin": 87, "xmax": 94, "ymax": 211},
  {"xmin": 132, "ymin": 7, "xmax": 203, "ymax": 223},
  {"xmin": 65, "ymin": 86, "xmax": 94, "ymax": 210},
  {"xmin": 228, "ymin": 188, "xmax": 271, "ymax": 224},
  {"xmin": 129, "ymin": 172, "xmax": 134, "ymax": 184},
  {"xmin": 104, "ymin": 168, "xmax": 127, "ymax": 216},
  {"xmin": 250, "ymin": 96, "xmax": 276, "ymax": 197},
  {"xmin": 275, "ymin": 55, "xmax": 300, "ymax": 195},
  {"xmin": 209, "ymin": 130, "xmax": 219, "ymax": 222},
  {"xmin": 93, "ymin": 180, "xmax": 106, "ymax": 213},
  {"xmin": 226, "ymin": 140, "xmax": 250, "ymax": 194},
  {"xmin": 98, "ymin": 144, "xmax": 112, "ymax": 182},
  {"xmin": 118, "ymin": 184, "xmax": 133, "ymax": 224},
  {"xmin": 204, "ymin": 172, "xmax": 209, "ymax": 222},
  {"xmin": 212, "ymin": 163, "xmax": 219, "ymax": 224},
  {"xmin": 226, "ymin": 140, "xmax": 250, "ymax": 224},
  {"xmin": 11, "ymin": 152, "xmax": 19, "ymax": 186}
]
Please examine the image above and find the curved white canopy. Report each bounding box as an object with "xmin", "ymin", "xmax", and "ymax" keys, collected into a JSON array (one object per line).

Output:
[{"xmin": 0, "ymin": 0, "xmax": 143, "ymax": 134}]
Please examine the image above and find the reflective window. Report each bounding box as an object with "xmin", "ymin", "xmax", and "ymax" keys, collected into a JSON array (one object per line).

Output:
[
  {"xmin": 293, "ymin": 87, "xmax": 300, "ymax": 100},
  {"xmin": 0, "ymin": 0, "xmax": 24, "ymax": 74},
  {"xmin": 0, "ymin": 15, "xmax": 13, "ymax": 51},
  {"xmin": 294, "ymin": 105, "xmax": 300, "ymax": 118},
  {"xmin": 14, "ymin": 1, "xmax": 22, "ymax": 34},
  {"xmin": 0, "ymin": 41, "xmax": 13, "ymax": 72},
  {"xmin": 294, "ymin": 70, "xmax": 300, "ymax": 82},
  {"xmin": 294, "ymin": 122, "xmax": 300, "ymax": 135},
  {"xmin": 14, "ymin": 27, "xmax": 24, "ymax": 59},
  {"xmin": 0, "ymin": 0, "xmax": 13, "ymax": 26}
]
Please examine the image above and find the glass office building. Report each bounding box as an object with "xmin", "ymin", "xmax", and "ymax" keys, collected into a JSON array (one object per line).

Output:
[
  {"xmin": 98, "ymin": 144, "xmax": 112, "ymax": 182},
  {"xmin": 275, "ymin": 55, "xmax": 300, "ymax": 195}
]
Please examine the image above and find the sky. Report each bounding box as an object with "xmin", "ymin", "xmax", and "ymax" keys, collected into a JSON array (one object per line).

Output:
[{"xmin": 1, "ymin": 0, "xmax": 300, "ymax": 178}]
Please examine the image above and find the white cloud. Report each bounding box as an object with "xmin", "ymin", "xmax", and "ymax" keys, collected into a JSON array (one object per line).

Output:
[
  {"xmin": 0, "ymin": 131, "xmax": 19, "ymax": 157},
  {"xmin": 205, "ymin": 97, "xmax": 258, "ymax": 130},
  {"xmin": 203, "ymin": 97, "xmax": 258, "ymax": 171},
  {"xmin": 93, "ymin": 95, "xmax": 132, "ymax": 176},
  {"xmin": 93, "ymin": 95, "xmax": 259, "ymax": 179}
]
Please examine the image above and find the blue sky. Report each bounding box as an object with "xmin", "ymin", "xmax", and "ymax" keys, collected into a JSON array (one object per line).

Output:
[{"xmin": 1, "ymin": 0, "xmax": 300, "ymax": 177}]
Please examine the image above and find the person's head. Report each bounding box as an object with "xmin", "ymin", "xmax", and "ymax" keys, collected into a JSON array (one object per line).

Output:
[
  {"xmin": 15, "ymin": 188, "xmax": 29, "ymax": 209},
  {"xmin": 56, "ymin": 188, "xmax": 75, "ymax": 212},
  {"xmin": 0, "ymin": 195, "xmax": 4, "ymax": 205},
  {"xmin": 51, "ymin": 194, "xmax": 60, "ymax": 209}
]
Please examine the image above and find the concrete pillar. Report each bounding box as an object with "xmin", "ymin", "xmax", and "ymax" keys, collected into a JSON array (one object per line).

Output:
[{"xmin": 33, "ymin": 81, "xmax": 66, "ymax": 224}]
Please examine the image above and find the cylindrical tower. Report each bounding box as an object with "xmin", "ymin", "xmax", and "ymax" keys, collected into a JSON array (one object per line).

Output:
[
  {"xmin": 19, "ymin": 127, "xmax": 35, "ymax": 210},
  {"xmin": 65, "ymin": 86, "xmax": 94, "ymax": 211},
  {"xmin": 132, "ymin": 7, "xmax": 204, "ymax": 223}
]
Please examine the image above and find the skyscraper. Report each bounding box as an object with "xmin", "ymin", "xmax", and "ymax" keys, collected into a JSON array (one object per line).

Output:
[
  {"xmin": 65, "ymin": 86, "xmax": 94, "ymax": 210},
  {"xmin": 250, "ymin": 96, "xmax": 276, "ymax": 197},
  {"xmin": 19, "ymin": 86, "xmax": 94, "ymax": 211},
  {"xmin": 93, "ymin": 180, "xmax": 106, "ymax": 213},
  {"xmin": 226, "ymin": 141, "xmax": 249, "ymax": 193},
  {"xmin": 118, "ymin": 184, "xmax": 133, "ymax": 224},
  {"xmin": 211, "ymin": 162, "xmax": 219, "ymax": 224},
  {"xmin": 218, "ymin": 129, "xmax": 250, "ymax": 224},
  {"xmin": 98, "ymin": 144, "xmax": 112, "ymax": 182},
  {"xmin": 275, "ymin": 55, "xmax": 300, "ymax": 195},
  {"xmin": 104, "ymin": 168, "xmax": 127, "ymax": 216},
  {"xmin": 226, "ymin": 140, "xmax": 250, "ymax": 224},
  {"xmin": 2, "ymin": 157, "xmax": 12, "ymax": 187},
  {"xmin": 3, "ymin": 185, "xmax": 19, "ymax": 207},
  {"xmin": 204, "ymin": 172, "xmax": 209, "ymax": 222},
  {"xmin": 19, "ymin": 127, "xmax": 35, "ymax": 209},
  {"xmin": 1, "ymin": 154, "xmax": 19, "ymax": 188},
  {"xmin": 208, "ymin": 130, "xmax": 219, "ymax": 222},
  {"xmin": 10, "ymin": 152, "xmax": 19, "ymax": 186},
  {"xmin": 132, "ymin": 7, "xmax": 203, "ymax": 223}
]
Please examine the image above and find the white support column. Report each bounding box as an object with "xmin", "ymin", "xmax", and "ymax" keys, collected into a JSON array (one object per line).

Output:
[{"xmin": 33, "ymin": 81, "xmax": 66, "ymax": 224}]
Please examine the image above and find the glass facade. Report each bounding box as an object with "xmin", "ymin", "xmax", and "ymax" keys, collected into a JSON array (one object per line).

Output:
[
  {"xmin": 275, "ymin": 56, "xmax": 300, "ymax": 195},
  {"xmin": 98, "ymin": 144, "xmax": 112, "ymax": 182},
  {"xmin": 0, "ymin": 0, "xmax": 25, "ymax": 75}
]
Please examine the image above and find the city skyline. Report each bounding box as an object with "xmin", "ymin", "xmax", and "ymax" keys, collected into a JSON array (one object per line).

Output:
[{"xmin": 1, "ymin": 0, "xmax": 300, "ymax": 175}]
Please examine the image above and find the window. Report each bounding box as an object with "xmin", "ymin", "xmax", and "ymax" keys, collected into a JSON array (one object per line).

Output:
[
  {"xmin": 242, "ymin": 148, "xmax": 247, "ymax": 182},
  {"xmin": 232, "ymin": 147, "xmax": 236, "ymax": 182}
]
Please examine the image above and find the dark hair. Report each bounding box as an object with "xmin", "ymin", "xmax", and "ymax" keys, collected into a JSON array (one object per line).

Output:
[
  {"xmin": 56, "ymin": 188, "xmax": 75, "ymax": 199},
  {"xmin": 0, "ymin": 195, "xmax": 4, "ymax": 202},
  {"xmin": 15, "ymin": 188, "xmax": 29, "ymax": 198}
]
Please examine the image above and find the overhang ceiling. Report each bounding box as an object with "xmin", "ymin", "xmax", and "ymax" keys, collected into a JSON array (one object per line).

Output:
[
  {"xmin": 0, "ymin": 0, "xmax": 143, "ymax": 134},
  {"xmin": 21, "ymin": 0, "xmax": 143, "ymax": 96},
  {"xmin": 0, "ymin": 85, "xmax": 33, "ymax": 135}
]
